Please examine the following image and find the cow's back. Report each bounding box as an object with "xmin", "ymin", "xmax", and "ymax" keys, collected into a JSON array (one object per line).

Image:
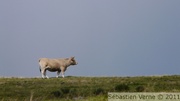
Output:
[{"xmin": 39, "ymin": 58, "xmax": 61, "ymax": 68}]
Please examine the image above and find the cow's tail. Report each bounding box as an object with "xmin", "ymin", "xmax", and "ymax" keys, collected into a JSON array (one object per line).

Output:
[
  {"xmin": 39, "ymin": 66, "xmax": 41, "ymax": 73},
  {"xmin": 39, "ymin": 59, "xmax": 41, "ymax": 73}
]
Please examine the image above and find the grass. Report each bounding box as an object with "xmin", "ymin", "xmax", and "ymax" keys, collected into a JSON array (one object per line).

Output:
[{"xmin": 0, "ymin": 75, "xmax": 180, "ymax": 101}]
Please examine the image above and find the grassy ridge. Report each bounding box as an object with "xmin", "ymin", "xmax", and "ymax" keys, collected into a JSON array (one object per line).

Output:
[{"xmin": 0, "ymin": 75, "xmax": 180, "ymax": 101}]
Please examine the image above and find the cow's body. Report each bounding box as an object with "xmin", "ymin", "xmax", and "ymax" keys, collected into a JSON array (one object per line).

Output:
[{"xmin": 39, "ymin": 57, "xmax": 78, "ymax": 78}]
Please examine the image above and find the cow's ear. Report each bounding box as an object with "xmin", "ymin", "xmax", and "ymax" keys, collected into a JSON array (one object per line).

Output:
[{"xmin": 70, "ymin": 57, "xmax": 74, "ymax": 60}]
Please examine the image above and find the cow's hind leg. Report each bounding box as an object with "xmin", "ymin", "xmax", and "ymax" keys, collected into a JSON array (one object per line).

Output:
[
  {"xmin": 44, "ymin": 70, "xmax": 49, "ymax": 79},
  {"xmin": 41, "ymin": 69, "xmax": 49, "ymax": 79},
  {"xmin": 41, "ymin": 69, "xmax": 45, "ymax": 78}
]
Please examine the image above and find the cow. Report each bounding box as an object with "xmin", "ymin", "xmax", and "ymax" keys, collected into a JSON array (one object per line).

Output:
[{"xmin": 39, "ymin": 57, "xmax": 78, "ymax": 78}]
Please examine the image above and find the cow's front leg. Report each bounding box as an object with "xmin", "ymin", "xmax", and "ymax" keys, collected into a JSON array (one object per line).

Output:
[
  {"xmin": 56, "ymin": 71, "xmax": 61, "ymax": 78},
  {"xmin": 61, "ymin": 70, "xmax": 65, "ymax": 78}
]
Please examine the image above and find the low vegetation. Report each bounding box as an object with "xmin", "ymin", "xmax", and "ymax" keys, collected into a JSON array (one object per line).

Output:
[{"xmin": 0, "ymin": 75, "xmax": 180, "ymax": 101}]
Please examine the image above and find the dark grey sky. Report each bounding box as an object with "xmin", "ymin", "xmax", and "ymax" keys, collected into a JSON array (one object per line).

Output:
[{"xmin": 0, "ymin": 0, "xmax": 180, "ymax": 77}]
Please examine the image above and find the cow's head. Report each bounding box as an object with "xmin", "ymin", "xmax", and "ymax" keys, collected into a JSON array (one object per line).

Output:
[{"xmin": 69, "ymin": 57, "xmax": 78, "ymax": 65}]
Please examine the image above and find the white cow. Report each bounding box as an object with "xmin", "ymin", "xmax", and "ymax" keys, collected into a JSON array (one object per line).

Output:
[{"xmin": 39, "ymin": 57, "xmax": 78, "ymax": 78}]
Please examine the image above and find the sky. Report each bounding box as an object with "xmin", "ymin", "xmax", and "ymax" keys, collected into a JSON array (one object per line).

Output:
[{"xmin": 0, "ymin": 0, "xmax": 180, "ymax": 77}]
